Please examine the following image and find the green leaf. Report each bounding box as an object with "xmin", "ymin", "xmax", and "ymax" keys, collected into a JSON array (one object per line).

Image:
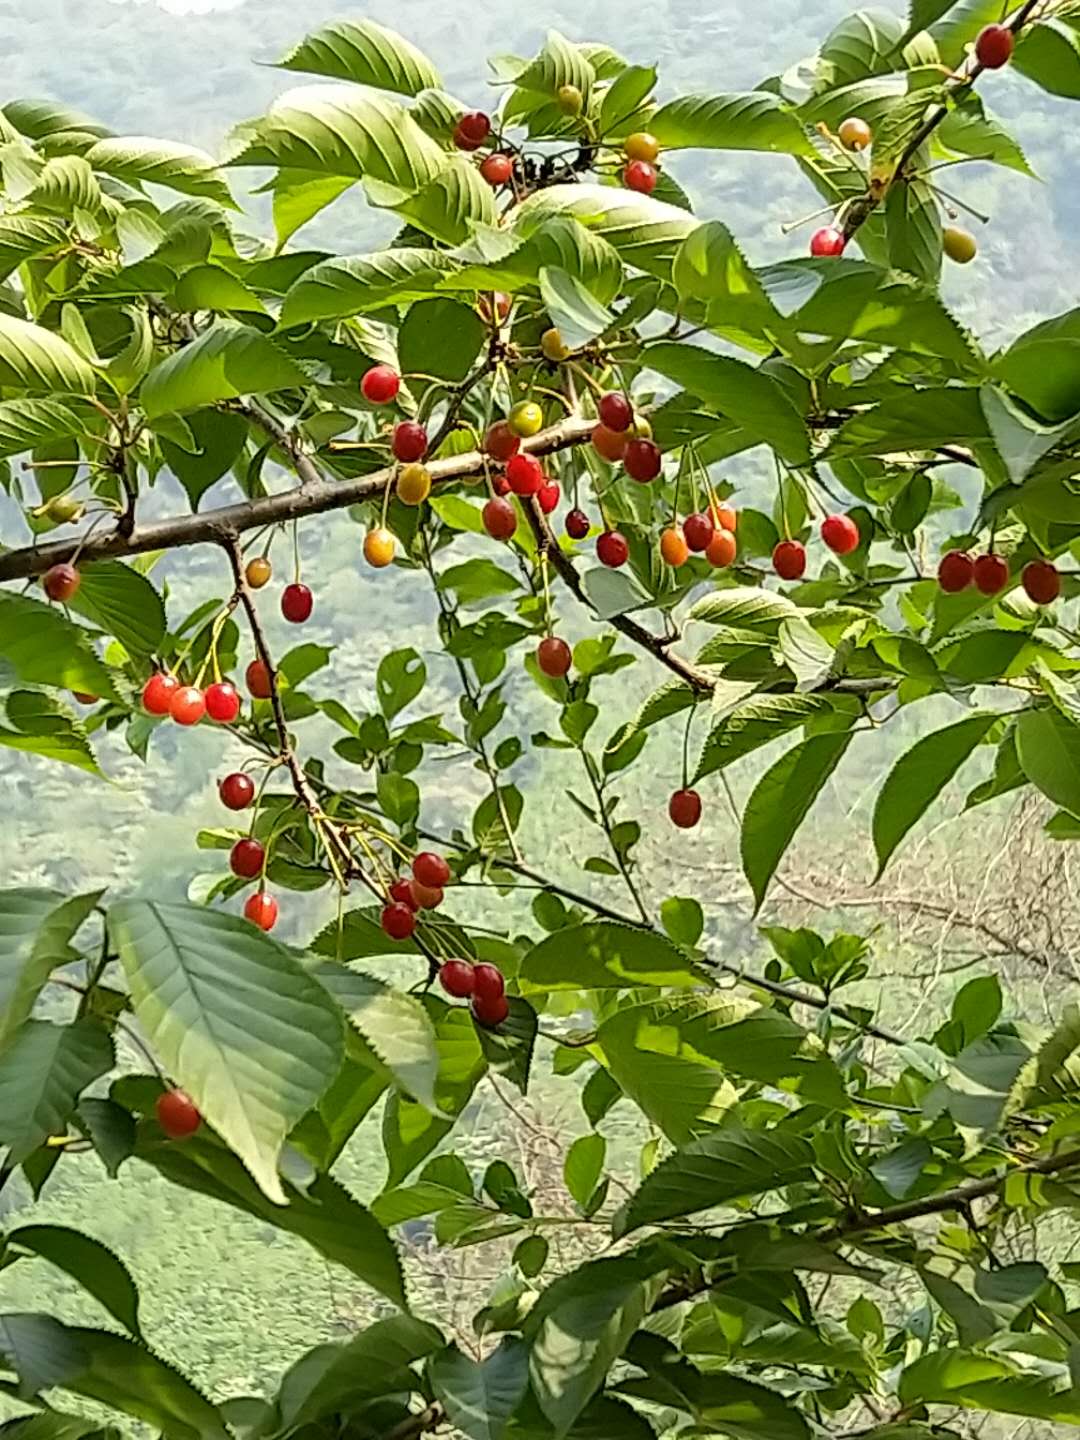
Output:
[
  {"xmin": 0, "ymin": 314, "xmax": 96, "ymax": 396},
  {"xmin": 981, "ymin": 385, "xmax": 1075, "ymax": 484},
  {"xmin": 515, "ymin": 183, "xmax": 696, "ymax": 281},
  {"xmin": 885, "ymin": 178, "xmax": 942, "ymax": 284},
  {"xmin": 899, "ymin": 1348, "xmax": 1080, "ymax": 1424},
  {"xmin": 77, "ymin": 1097, "xmax": 135, "ymax": 1177},
  {"xmin": 0, "ymin": 399, "xmax": 86, "ymax": 458},
  {"xmin": 7, "ymin": 1226, "xmax": 140, "ymax": 1338},
  {"xmin": 951, "ymin": 975, "xmax": 1002, "ymax": 1046},
  {"xmin": 645, "ymin": 342, "xmax": 810, "ymax": 464},
  {"xmin": 650, "ymin": 93, "xmax": 813, "ymax": 155},
  {"xmin": 84, "ymin": 135, "xmax": 234, "ymax": 206},
  {"xmin": 0, "ymin": 1319, "xmax": 227, "ymax": 1439},
  {"xmin": 937, "ymin": 93, "xmax": 1035, "ymax": 177},
  {"xmin": 65, "ymin": 560, "xmax": 165, "ymax": 657},
  {"xmin": 0, "ymin": 216, "xmax": 68, "ymax": 282},
  {"xmin": 520, "ymin": 922, "xmax": 702, "ymax": 992},
  {"xmin": 279, "ymin": 249, "xmax": 458, "ymax": 327},
  {"xmin": 873, "ymin": 714, "xmax": 998, "ymax": 878},
  {"xmin": 741, "ymin": 732, "xmax": 853, "ymax": 912},
  {"xmin": 440, "ymin": 558, "xmax": 519, "ymax": 608},
  {"xmin": 267, "ymin": 170, "xmax": 355, "ymax": 249},
  {"xmin": 598, "ymin": 66, "xmax": 658, "ymax": 135},
  {"xmin": 1017, "ymin": 707, "xmax": 1080, "ymax": 817},
  {"xmin": 696, "ymin": 695, "xmax": 827, "ymax": 782},
  {"xmin": 137, "ymin": 1126, "xmax": 405, "ymax": 1305},
  {"xmin": 1013, "ymin": 19, "xmax": 1080, "ymax": 101},
  {"xmin": 277, "ymin": 1315, "xmax": 443, "ymax": 1427},
  {"xmin": 108, "ymin": 901, "xmax": 344, "ymax": 1205},
  {"xmin": 539, "ymin": 267, "xmax": 613, "ymax": 350},
  {"xmin": 870, "ymin": 1138, "xmax": 932, "ymax": 1199},
  {"xmin": 390, "ymin": 160, "xmax": 498, "ymax": 246},
  {"xmin": 140, "ymin": 323, "xmax": 307, "ymax": 418},
  {"xmin": 993, "ymin": 306, "xmax": 1080, "ymax": 422},
  {"xmin": 515, "ymin": 30, "xmax": 595, "ymax": 100},
  {"xmin": 564, "ymin": 1134, "xmax": 606, "ymax": 1207},
  {"xmin": 382, "ymin": 1004, "xmax": 487, "ymax": 1184},
  {"xmin": 476, "ymin": 997, "xmax": 537, "ymax": 1095},
  {"xmin": 0, "ymin": 593, "xmax": 117, "ymax": 702},
  {"xmin": 430, "ymin": 1339, "xmax": 529, "ymax": 1440},
  {"xmin": 376, "ymin": 647, "xmax": 427, "ymax": 721},
  {"xmin": 0, "ymin": 691, "xmax": 100, "ymax": 776},
  {"xmin": 0, "ymin": 1019, "xmax": 112, "ymax": 1164},
  {"xmin": 398, "ymin": 298, "xmax": 484, "ymax": 383},
  {"xmin": 159, "ymin": 409, "xmax": 250, "ymax": 511},
  {"xmin": 687, "ymin": 587, "xmax": 799, "ymax": 628},
  {"xmin": 174, "ymin": 264, "xmax": 268, "ymax": 316},
  {"xmin": 659, "ymin": 896, "xmax": 704, "ymax": 947},
  {"xmin": 614, "ymin": 1127, "xmax": 815, "ymax": 1235},
  {"xmin": 314, "ymin": 962, "xmax": 439, "ymax": 1111},
  {"xmin": 530, "ymin": 1263, "xmax": 648, "ymax": 1434},
  {"xmin": 230, "ymin": 85, "xmax": 446, "ymax": 191},
  {"xmin": 276, "ymin": 18, "xmax": 441, "ymax": 94},
  {"xmin": 0, "ymin": 890, "xmax": 100, "ymax": 1055}
]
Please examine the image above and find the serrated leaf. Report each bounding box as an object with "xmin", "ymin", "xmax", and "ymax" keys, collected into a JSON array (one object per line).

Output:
[
  {"xmin": 0, "ymin": 215, "xmax": 67, "ymax": 282},
  {"xmin": 515, "ymin": 183, "xmax": 696, "ymax": 281},
  {"xmin": 314, "ymin": 962, "xmax": 438, "ymax": 1111},
  {"xmin": 389, "ymin": 160, "xmax": 497, "ymax": 246},
  {"xmin": 520, "ymin": 922, "xmax": 701, "ymax": 992},
  {"xmin": 539, "ymin": 266, "xmax": 613, "ymax": 349},
  {"xmin": 0, "ymin": 1019, "xmax": 113, "ymax": 1163},
  {"xmin": 696, "ymin": 695, "xmax": 826, "ymax": 782},
  {"xmin": 614, "ymin": 1127, "xmax": 815, "ymax": 1235},
  {"xmin": 278, "ymin": 1315, "xmax": 443, "ymax": 1427},
  {"xmin": 0, "ymin": 314, "xmax": 96, "ymax": 396},
  {"xmin": 108, "ymin": 900, "xmax": 343, "ymax": 1204},
  {"xmin": 0, "ymin": 890, "xmax": 100, "ymax": 1055},
  {"xmin": 1013, "ymin": 19, "xmax": 1080, "ymax": 101},
  {"xmin": 741, "ymin": 732, "xmax": 853, "ymax": 911},
  {"xmin": 0, "ymin": 691, "xmax": 101, "ymax": 776},
  {"xmin": 1017, "ymin": 707, "xmax": 1080, "ymax": 817},
  {"xmin": 564, "ymin": 1134, "xmax": 606, "ymax": 1208},
  {"xmin": 84, "ymin": 136, "xmax": 235, "ymax": 208},
  {"xmin": 885, "ymin": 178, "xmax": 942, "ymax": 284},
  {"xmin": 280, "ymin": 248, "xmax": 457, "ymax": 327},
  {"xmin": 650, "ymin": 93, "xmax": 813, "ymax": 155},
  {"xmin": 7, "ymin": 1226, "xmax": 141, "ymax": 1338},
  {"xmin": 66, "ymin": 560, "xmax": 165, "ymax": 657},
  {"xmin": 430, "ymin": 1339, "xmax": 529, "ymax": 1440},
  {"xmin": 873, "ymin": 714, "xmax": 997, "ymax": 877},
  {"xmin": 140, "ymin": 323, "xmax": 306, "ymax": 418},
  {"xmin": 0, "ymin": 593, "xmax": 117, "ymax": 702},
  {"xmin": 276, "ymin": 18, "xmax": 441, "ymax": 95},
  {"xmin": 475, "ymin": 996, "xmax": 537, "ymax": 1095},
  {"xmin": 398, "ymin": 298, "xmax": 484, "ymax": 383}
]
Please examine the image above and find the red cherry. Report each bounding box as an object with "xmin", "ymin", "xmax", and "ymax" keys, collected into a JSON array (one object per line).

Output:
[
  {"xmin": 440, "ymin": 960, "xmax": 476, "ymax": 998},
  {"xmin": 597, "ymin": 530, "xmax": 629, "ymax": 568},
  {"xmin": 454, "ymin": 123, "xmax": 482, "ymax": 152},
  {"xmin": 361, "ymin": 365, "xmax": 400, "ymax": 405},
  {"xmin": 480, "ymin": 153, "xmax": 513, "ymax": 186},
  {"xmin": 484, "ymin": 421, "xmax": 520, "ymax": 462},
  {"xmin": 537, "ymin": 480, "xmax": 561, "ymax": 515},
  {"xmin": 668, "ymin": 788, "xmax": 702, "ymax": 829},
  {"xmin": 281, "ymin": 583, "xmax": 313, "ymax": 624},
  {"xmin": 43, "ymin": 563, "xmax": 80, "ymax": 603},
  {"xmin": 156, "ymin": 1090, "xmax": 201, "ymax": 1140},
  {"xmin": 142, "ymin": 672, "xmax": 179, "ymax": 716},
  {"xmin": 773, "ymin": 540, "xmax": 807, "ymax": 581},
  {"xmin": 72, "ymin": 692, "xmax": 97, "ymax": 705},
  {"xmin": 473, "ymin": 963, "xmax": 506, "ymax": 1002},
  {"xmin": 219, "ymin": 772, "xmax": 255, "ymax": 810},
  {"xmin": 410, "ymin": 881, "xmax": 444, "ymax": 910},
  {"xmin": 938, "ymin": 550, "xmax": 974, "ymax": 594},
  {"xmin": 413, "ymin": 851, "xmax": 451, "ymax": 888},
  {"xmin": 392, "ymin": 421, "xmax": 428, "ymax": 463},
  {"xmin": 244, "ymin": 891, "xmax": 279, "ymax": 932},
  {"xmin": 478, "ymin": 292, "xmax": 511, "ymax": 325},
  {"xmin": 382, "ymin": 902, "xmax": 417, "ymax": 940},
  {"xmin": 483, "ymin": 497, "xmax": 517, "ymax": 541},
  {"xmin": 975, "ymin": 23, "xmax": 1014, "ymax": 68},
  {"xmin": 566, "ymin": 509, "xmax": 590, "ymax": 540},
  {"xmin": 537, "ymin": 636, "xmax": 572, "ymax": 678},
  {"xmin": 472, "ymin": 992, "xmax": 510, "ymax": 1028},
  {"xmin": 1022, "ymin": 559, "xmax": 1061, "ymax": 605},
  {"xmin": 623, "ymin": 160, "xmax": 658, "ymax": 194},
  {"xmin": 204, "ymin": 681, "xmax": 240, "ymax": 724},
  {"xmin": 974, "ymin": 554, "xmax": 1009, "ymax": 596},
  {"xmin": 246, "ymin": 659, "xmax": 272, "ymax": 700},
  {"xmin": 598, "ymin": 392, "xmax": 633, "ymax": 432},
  {"xmin": 624, "ymin": 439, "xmax": 662, "ymax": 483},
  {"xmin": 507, "ymin": 453, "xmax": 543, "ymax": 496},
  {"xmin": 170, "ymin": 685, "xmax": 205, "ymax": 727},
  {"xmin": 683, "ymin": 512, "xmax": 715, "ymax": 553},
  {"xmin": 493, "ymin": 473, "xmax": 512, "ymax": 497},
  {"xmin": 457, "ymin": 110, "xmax": 491, "ymax": 145},
  {"xmin": 230, "ymin": 837, "xmax": 265, "ymax": 879},
  {"xmin": 592, "ymin": 424, "xmax": 628, "ymax": 462},
  {"xmin": 810, "ymin": 226, "xmax": 846, "ymax": 258},
  {"xmin": 389, "ymin": 877, "xmax": 419, "ymax": 910},
  {"xmin": 821, "ymin": 514, "xmax": 860, "ymax": 556}
]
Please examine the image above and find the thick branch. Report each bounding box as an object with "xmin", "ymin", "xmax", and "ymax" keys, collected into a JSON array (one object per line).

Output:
[{"xmin": 0, "ymin": 416, "xmax": 596, "ymax": 581}]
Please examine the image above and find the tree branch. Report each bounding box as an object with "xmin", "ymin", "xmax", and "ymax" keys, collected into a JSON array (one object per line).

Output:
[{"xmin": 0, "ymin": 416, "xmax": 596, "ymax": 582}]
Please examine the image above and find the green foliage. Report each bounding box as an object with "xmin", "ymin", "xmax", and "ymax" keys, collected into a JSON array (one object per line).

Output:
[{"xmin": 0, "ymin": 7, "xmax": 1079, "ymax": 1439}]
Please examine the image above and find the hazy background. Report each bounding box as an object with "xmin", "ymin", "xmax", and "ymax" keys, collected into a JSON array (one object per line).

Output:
[{"xmin": 1, "ymin": 0, "xmax": 1078, "ymax": 1430}]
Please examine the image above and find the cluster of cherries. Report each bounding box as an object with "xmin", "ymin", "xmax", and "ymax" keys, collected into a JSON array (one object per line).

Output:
[
  {"xmin": 938, "ymin": 550, "xmax": 1060, "ymax": 604},
  {"xmin": 661, "ymin": 501, "xmax": 738, "ymax": 570},
  {"xmin": 764, "ymin": 513, "xmax": 862, "ymax": 582},
  {"xmin": 447, "ymin": 98, "xmax": 664, "ymax": 200},
  {"xmin": 805, "ymin": 23, "xmax": 1015, "ymax": 265}
]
